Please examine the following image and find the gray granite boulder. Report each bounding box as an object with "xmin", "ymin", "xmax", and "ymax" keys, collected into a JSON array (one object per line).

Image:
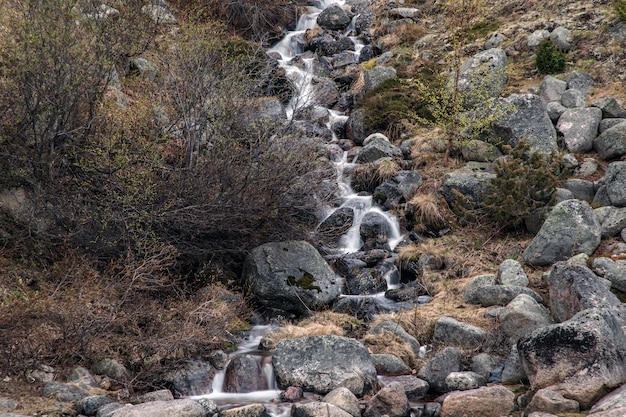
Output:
[
  {"xmin": 566, "ymin": 71, "xmax": 593, "ymax": 95},
  {"xmin": 444, "ymin": 372, "xmax": 487, "ymax": 391},
  {"xmin": 492, "ymin": 94, "xmax": 557, "ymax": 154},
  {"xmin": 243, "ymin": 241, "xmax": 342, "ymax": 316},
  {"xmin": 357, "ymin": 133, "xmax": 402, "ymax": 163},
  {"xmin": 440, "ymin": 386, "xmax": 515, "ymax": 417},
  {"xmin": 496, "ymin": 259, "xmax": 528, "ymax": 286},
  {"xmin": 499, "ymin": 294, "xmax": 552, "ymax": 345},
  {"xmin": 363, "ymin": 66, "xmax": 397, "ymax": 92},
  {"xmin": 163, "ymin": 360, "xmax": 215, "ymax": 397},
  {"xmin": 272, "ymin": 335, "xmax": 377, "ymax": 396},
  {"xmin": 539, "ymin": 76, "xmax": 566, "ymax": 103},
  {"xmin": 417, "ymin": 347, "xmax": 460, "ymax": 393},
  {"xmin": 432, "ymin": 316, "xmax": 487, "ymax": 350},
  {"xmin": 591, "ymin": 257, "xmax": 626, "ymax": 293},
  {"xmin": 223, "ymin": 355, "xmax": 267, "ymax": 393},
  {"xmin": 110, "ymin": 400, "xmax": 207, "ymax": 417},
  {"xmin": 518, "ymin": 308, "xmax": 626, "ymax": 409},
  {"xmin": 556, "ymin": 107, "xmax": 602, "ymax": 153},
  {"xmin": 564, "ymin": 178, "xmax": 595, "ymax": 202},
  {"xmin": 220, "ymin": 404, "xmax": 271, "ymax": 417},
  {"xmin": 371, "ymin": 354, "xmax": 411, "ymax": 376},
  {"xmin": 463, "ymin": 284, "xmax": 542, "ymax": 307},
  {"xmin": 442, "ymin": 166, "xmax": 495, "ymax": 210},
  {"xmin": 595, "ymin": 206, "xmax": 626, "ymax": 237},
  {"xmin": 592, "ymin": 96, "xmax": 626, "ymax": 118},
  {"xmin": 593, "ymin": 122, "xmax": 626, "ymax": 160},
  {"xmin": 363, "ymin": 381, "xmax": 410, "ymax": 417},
  {"xmin": 522, "ymin": 199, "xmax": 601, "ymax": 266},
  {"xmin": 560, "ymin": 88, "xmax": 586, "ymax": 108},
  {"xmin": 501, "ymin": 344, "xmax": 527, "ymax": 385},
  {"xmin": 317, "ymin": 4, "xmax": 351, "ymax": 30},
  {"xmin": 322, "ymin": 387, "xmax": 360, "ymax": 417},
  {"xmin": 460, "ymin": 139, "xmax": 503, "ymax": 162},
  {"xmin": 590, "ymin": 384, "xmax": 626, "ymax": 414},
  {"xmin": 382, "ymin": 375, "xmax": 429, "ymax": 400},
  {"xmin": 604, "ymin": 161, "xmax": 626, "ymax": 206},
  {"xmin": 450, "ymin": 48, "xmax": 508, "ymax": 109},
  {"xmin": 525, "ymin": 388, "xmax": 580, "ymax": 415},
  {"xmin": 292, "ymin": 403, "xmax": 352, "ymax": 417},
  {"xmin": 548, "ymin": 262, "xmax": 623, "ymax": 323},
  {"xmin": 550, "ymin": 26, "xmax": 572, "ymax": 51}
]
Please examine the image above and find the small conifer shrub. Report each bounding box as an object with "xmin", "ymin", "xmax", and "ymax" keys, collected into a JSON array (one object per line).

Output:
[
  {"xmin": 614, "ymin": 0, "xmax": 626, "ymax": 22},
  {"xmin": 535, "ymin": 39, "xmax": 566, "ymax": 74},
  {"xmin": 480, "ymin": 141, "xmax": 569, "ymax": 231}
]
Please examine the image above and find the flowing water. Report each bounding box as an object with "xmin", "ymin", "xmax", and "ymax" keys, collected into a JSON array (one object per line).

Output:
[{"xmin": 195, "ymin": 1, "xmax": 410, "ymax": 410}]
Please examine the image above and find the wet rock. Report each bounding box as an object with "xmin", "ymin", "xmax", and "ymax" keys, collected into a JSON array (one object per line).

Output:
[
  {"xmin": 292, "ymin": 402, "xmax": 352, "ymax": 417},
  {"xmin": 316, "ymin": 208, "xmax": 354, "ymax": 245},
  {"xmin": 357, "ymin": 133, "xmax": 402, "ymax": 163},
  {"xmin": 363, "ymin": 381, "xmax": 410, "ymax": 417},
  {"xmin": 344, "ymin": 266, "xmax": 387, "ymax": 295},
  {"xmin": 548, "ymin": 262, "xmax": 622, "ymax": 323},
  {"xmin": 433, "ymin": 316, "xmax": 487, "ymax": 350},
  {"xmin": 371, "ymin": 354, "xmax": 411, "ymax": 376},
  {"xmin": 224, "ymin": 355, "xmax": 268, "ymax": 393},
  {"xmin": 310, "ymin": 34, "xmax": 355, "ymax": 57},
  {"xmin": 523, "ymin": 199, "xmax": 601, "ymax": 266},
  {"xmin": 373, "ymin": 170, "xmax": 422, "ymax": 210},
  {"xmin": 518, "ymin": 308, "xmax": 626, "ymax": 409},
  {"xmin": 317, "ymin": 4, "xmax": 351, "ymax": 31},
  {"xmin": 417, "ymin": 347, "xmax": 460, "ymax": 393},
  {"xmin": 272, "ymin": 335, "xmax": 377, "ymax": 396},
  {"xmin": 163, "ymin": 360, "xmax": 216, "ymax": 397},
  {"xmin": 322, "ymin": 387, "xmax": 360, "ymax": 417},
  {"xmin": 243, "ymin": 241, "xmax": 342, "ymax": 317},
  {"xmin": 499, "ymin": 294, "xmax": 552, "ymax": 345},
  {"xmin": 280, "ymin": 386, "xmax": 303, "ymax": 402},
  {"xmin": 440, "ymin": 385, "xmax": 515, "ymax": 417},
  {"xmin": 220, "ymin": 404, "xmax": 270, "ymax": 417},
  {"xmin": 333, "ymin": 297, "xmax": 382, "ymax": 322},
  {"xmin": 556, "ymin": 107, "xmax": 601, "ymax": 153}
]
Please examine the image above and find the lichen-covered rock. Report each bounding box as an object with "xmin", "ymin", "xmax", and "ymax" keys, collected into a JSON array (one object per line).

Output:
[
  {"xmin": 496, "ymin": 259, "xmax": 528, "ymax": 286},
  {"xmin": 591, "ymin": 257, "xmax": 626, "ymax": 293},
  {"xmin": 432, "ymin": 316, "xmax": 487, "ymax": 350},
  {"xmin": 548, "ymin": 262, "xmax": 622, "ymax": 323},
  {"xmin": 272, "ymin": 335, "xmax": 377, "ymax": 396},
  {"xmin": 417, "ymin": 347, "xmax": 460, "ymax": 393},
  {"xmin": 522, "ymin": 199, "xmax": 601, "ymax": 266},
  {"xmin": 556, "ymin": 107, "xmax": 602, "ymax": 153},
  {"xmin": 357, "ymin": 133, "xmax": 402, "ymax": 163},
  {"xmin": 317, "ymin": 4, "xmax": 351, "ymax": 30},
  {"xmin": 444, "ymin": 372, "xmax": 486, "ymax": 391},
  {"xmin": 499, "ymin": 294, "xmax": 552, "ymax": 345},
  {"xmin": 517, "ymin": 308, "xmax": 626, "ymax": 409},
  {"xmin": 593, "ymin": 123, "xmax": 626, "ymax": 160},
  {"xmin": 243, "ymin": 241, "xmax": 342, "ymax": 316},
  {"xmin": 449, "ymin": 48, "xmax": 508, "ymax": 109},
  {"xmin": 604, "ymin": 161, "xmax": 626, "ymax": 206},
  {"xmin": 440, "ymin": 385, "xmax": 515, "ymax": 417}
]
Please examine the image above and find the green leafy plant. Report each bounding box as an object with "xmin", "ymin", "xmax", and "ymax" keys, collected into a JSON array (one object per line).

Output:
[
  {"xmin": 535, "ymin": 39, "xmax": 567, "ymax": 74},
  {"xmin": 480, "ymin": 141, "xmax": 569, "ymax": 231}
]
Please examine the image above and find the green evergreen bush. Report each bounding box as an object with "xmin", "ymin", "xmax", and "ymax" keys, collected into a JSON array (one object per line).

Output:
[
  {"xmin": 614, "ymin": 0, "xmax": 626, "ymax": 22},
  {"xmin": 535, "ymin": 39, "xmax": 566, "ymax": 74},
  {"xmin": 480, "ymin": 141, "xmax": 569, "ymax": 231}
]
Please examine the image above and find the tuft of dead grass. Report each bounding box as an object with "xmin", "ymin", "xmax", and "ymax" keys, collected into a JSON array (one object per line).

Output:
[
  {"xmin": 362, "ymin": 329, "xmax": 422, "ymax": 370},
  {"xmin": 408, "ymin": 193, "xmax": 447, "ymax": 231}
]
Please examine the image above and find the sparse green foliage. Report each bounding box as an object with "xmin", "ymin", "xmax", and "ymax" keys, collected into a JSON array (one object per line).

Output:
[
  {"xmin": 613, "ymin": 0, "xmax": 626, "ymax": 22},
  {"xmin": 536, "ymin": 39, "xmax": 567, "ymax": 74},
  {"xmin": 480, "ymin": 141, "xmax": 569, "ymax": 230}
]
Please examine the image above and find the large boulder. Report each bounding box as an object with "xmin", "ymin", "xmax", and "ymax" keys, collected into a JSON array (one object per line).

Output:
[
  {"xmin": 492, "ymin": 94, "xmax": 557, "ymax": 154},
  {"xmin": 450, "ymin": 48, "xmax": 508, "ymax": 110},
  {"xmin": 518, "ymin": 308, "xmax": 626, "ymax": 409},
  {"xmin": 357, "ymin": 133, "xmax": 402, "ymax": 163},
  {"xmin": 522, "ymin": 199, "xmax": 601, "ymax": 266},
  {"xmin": 363, "ymin": 381, "xmax": 410, "ymax": 417},
  {"xmin": 417, "ymin": 347, "xmax": 460, "ymax": 393},
  {"xmin": 110, "ymin": 400, "xmax": 208, "ymax": 417},
  {"xmin": 163, "ymin": 360, "xmax": 215, "ymax": 397},
  {"xmin": 556, "ymin": 107, "xmax": 602, "ymax": 153},
  {"xmin": 432, "ymin": 316, "xmax": 487, "ymax": 350},
  {"xmin": 243, "ymin": 241, "xmax": 342, "ymax": 316},
  {"xmin": 223, "ymin": 355, "xmax": 267, "ymax": 393},
  {"xmin": 272, "ymin": 335, "xmax": 377, "ymax": 397},
  {"xmin": 440, "ymin": 385, "xmax": 515, "ymax": 417},
  {"xmin": 317, "ymin": 4, "xmax": 351, "ymax": 30},
  {"xmin": 548, "ymin": 262, "xmax": 623, "ymax": 323},
  {"xmin": 498, "ymin": 294, "xmax": 552, "ymax": 345},
  {"xmin": 442, "ymin": 166, "xmax": 495, "ymax": 210},
  {"xmin": 593, "ymin": 122, "xmax": 626, "ymax": 160}
]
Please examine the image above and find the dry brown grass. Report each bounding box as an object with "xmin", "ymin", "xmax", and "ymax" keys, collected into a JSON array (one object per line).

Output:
[
  {"xmin": 362, "ymin": 329, "xmax": 422, "ymax": 370},
  {"xmin": 408, "ymin": 193, "xmax": 447, "ymax": 231},
  {"xmin": 352, "ymin": 158, "xmax": 401, "ymax": 193}
]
